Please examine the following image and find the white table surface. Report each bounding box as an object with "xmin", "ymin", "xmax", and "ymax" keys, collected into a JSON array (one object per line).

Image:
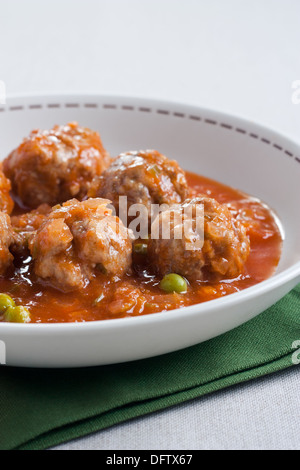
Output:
[{"xmin": 1, "ymin": 0, "xmax": 299, "ymax": 451}]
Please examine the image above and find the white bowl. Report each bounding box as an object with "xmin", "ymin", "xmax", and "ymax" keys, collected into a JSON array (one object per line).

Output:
[{"xmin": 0, "ymin": 94, "xmax": 299, "ymax": 368}]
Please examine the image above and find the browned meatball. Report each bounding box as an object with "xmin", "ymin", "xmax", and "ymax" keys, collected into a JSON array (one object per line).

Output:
[
  {"xmin": 0, "ymin": 164, "xmax": 14, "ymax": 214},
  {"xmin": 11, "ymin": 204, "xmax": 52, "ymax": 255},
  {"xmin": 3, "ymin": 122, "xmax": 111, "ymax": 209},
  {"xmin": 89, "ymin": 150, "xmax": 189, "ymax": 225},
  {"xmin": 148, "ymin": 197, "xmax": 250, "ymax": 282},
  {"xmin": 0, "ymin": 212, "xmax": 14, "ymax": 275},
  {"xmin": 29, "ymin": 198, "xmax": 134, "ymax": 292},
  {"xmin": 11, "ymin": 204, "xmax": 52, "ymax": 233}
]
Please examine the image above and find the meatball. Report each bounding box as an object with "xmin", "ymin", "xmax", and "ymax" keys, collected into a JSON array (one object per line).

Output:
[
  {"xmin": 0, "ymin": 164, "xmax": 14, "ymax": 214},
  {"xmin": 148, "ymin": 197, "xmax": 250, "ymax": 282},
  {"xmin": 3, "ymin": 122, "xmax": 110, "ymax": 209},
  {"xmin": 11, "ymin": 204, "xmax": 52, "ymax": 233},
  {"xmin": 0, "ymin": 212, "xmax": 14, "ymax": 275},
  {"xmin": 11, "ymin": 204, "xmax": 52, "ymax": 255},
  {"xmin": 29, "ymin": 198, "xmax": 134, "ymax": 292},
  {"xmin": 88, "ymin": 150, "xmax": 189, "ymax": 225}
]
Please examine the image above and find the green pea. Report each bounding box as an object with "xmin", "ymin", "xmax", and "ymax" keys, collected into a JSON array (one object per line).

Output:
[
  {"xmin": 159, "ymin": 274, "xmax": 188, "ymax": 294},
  {"xmin": 0, "ymin": 294, "xmax": 16, "ymax": 314},
  {"xmin": 4, "ymin": 306, "xmax": 31, "ymax": 324},
  {"xmin": 134, "ymin": 243, "xmax": 148, "ymax": 255}
]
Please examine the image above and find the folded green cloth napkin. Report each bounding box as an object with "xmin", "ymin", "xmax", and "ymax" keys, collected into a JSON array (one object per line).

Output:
[{"xmin": 0, "ymin": 285, "xmax": 299, "ymax": 450}]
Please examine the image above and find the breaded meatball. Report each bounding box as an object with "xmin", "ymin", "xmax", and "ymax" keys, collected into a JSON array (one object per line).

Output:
[
  {"xmin": 3, "ymin": 122, "xmax": 110, "ymax": 209},
  {"xmin": 0, "ymin": 164, "xmax": 14, "ymax": 214},
  {"xmin": 0, "ymin": 212, "xmax": 14, "ymax": 275},
  {"xmin": 11, "ymin": 204, "xmax": 52, "ymax": 255},
  {"xmin": 148, "ymin": 197, "xmax": 250, "ymax": 282},
  {"xmin": 89, "ymin": 150, "xmax": 189, "ymax": 224},
  {"xmin": 29, "ymin": 198, "xmax": 134, "ymax": 292}
]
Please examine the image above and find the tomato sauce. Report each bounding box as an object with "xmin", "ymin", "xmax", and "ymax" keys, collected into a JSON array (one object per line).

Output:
[{"xmin": 0, "ymin": 172, "xmax": 283, "ymax": 323}]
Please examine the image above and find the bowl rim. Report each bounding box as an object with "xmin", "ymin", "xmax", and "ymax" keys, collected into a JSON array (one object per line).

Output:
[{"xmin": 0, "ymin": 92, "xmax": 299, "ymax": 332}]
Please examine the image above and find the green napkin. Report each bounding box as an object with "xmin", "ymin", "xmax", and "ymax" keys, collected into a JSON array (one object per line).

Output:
[{"xmin": 1, "ymin": 285, "xmax": 300, "ymax": 450}]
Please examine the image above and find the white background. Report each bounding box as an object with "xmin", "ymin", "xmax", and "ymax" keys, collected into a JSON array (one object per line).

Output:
[{"xmin": 1, "ymin": 0, "xmax": 300, "ymax": 450}]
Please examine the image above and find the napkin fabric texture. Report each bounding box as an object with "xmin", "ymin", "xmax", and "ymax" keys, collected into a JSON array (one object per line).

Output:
[{"xmin": 0, "ymin": 285, "xmax": 299, "ymax": 450}]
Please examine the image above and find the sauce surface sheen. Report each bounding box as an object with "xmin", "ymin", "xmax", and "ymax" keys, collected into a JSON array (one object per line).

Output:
[{"xmin": 0, "ymin": 172, "xmax": 283, "ymax": 323}]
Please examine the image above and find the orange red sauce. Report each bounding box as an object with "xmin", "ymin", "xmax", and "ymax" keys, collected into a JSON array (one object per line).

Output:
[{"xmin": 0, "ymin": 172, "xmax": 283, "ymax": 323}]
